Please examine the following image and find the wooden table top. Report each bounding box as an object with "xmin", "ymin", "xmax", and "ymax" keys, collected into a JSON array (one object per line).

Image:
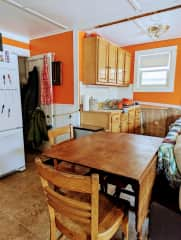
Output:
[{"xmin": 43, "ymin": 132, "xmax": 163, "ymax": 182}]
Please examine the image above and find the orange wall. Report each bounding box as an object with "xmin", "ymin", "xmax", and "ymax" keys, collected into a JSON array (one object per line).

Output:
[
  {"xmin": 2, "ymin": 37, "xmax": 29, "ymax": 49},
  {"xmin": 125, "ymin": 38, "xmax": 181, "ymax": 105},
  {"xmin": 30, "ymin": 31, "xmax": 74, "ymax": 104}
]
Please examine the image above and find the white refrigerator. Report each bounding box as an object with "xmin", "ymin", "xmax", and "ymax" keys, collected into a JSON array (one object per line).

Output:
[{"xmin": 0, "ymin": 51, "xmax": 25, "ymax": 177}]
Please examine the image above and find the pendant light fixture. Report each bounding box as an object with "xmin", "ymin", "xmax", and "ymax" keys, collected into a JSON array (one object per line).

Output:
[{"xmin": 147, "ymin": 24, "xmax": 170, "ymax": 39}]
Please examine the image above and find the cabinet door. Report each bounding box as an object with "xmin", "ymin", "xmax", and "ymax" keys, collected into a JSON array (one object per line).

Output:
[
  {"xmin": 142, "ymin": 108, "xmax": 167, "ymax": 137},
  {"xmin": 117, "ymin": 48, "xmax": 125, "ymax": 85},
  {"xmin": 108, "ymin": 44, "xmax": 117, "ymax": 84},
  {"xmin": 120, "ymin": 112, "xmax": 128, "ymax": 133},
  {"xmin": 80, "ymin": 111, "xmax": 110, "ymax": 130},
  {"xmin": 110, "ymin": 113, "xmax": 120, "ymax": 132},
  {"xmin": 97, "ymin": 38, "xmax": 108, "ymax": 83},
  {"xmin": 124, "ymin": 52, "xmax": 131, "ymax": 85},
  {"xmin": 83, "ymin": 37, "xmax": 97, "ymax": 85},
  {"xmin": 134, "ymin": 107, "xmax": 141, "ymax": 134},
  {"xmin": 128, "ymin": 108, "xmax": 135, "ymax": 133}
]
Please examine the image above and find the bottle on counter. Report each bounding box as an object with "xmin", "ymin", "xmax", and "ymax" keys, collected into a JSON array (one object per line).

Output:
[
  {"xmin": 89, "ymin": 96, "xmax": 98, "ymax": 111},
  {"xmin": 82, "ymin": 95, "xmax": 90, "ymax": 111}
]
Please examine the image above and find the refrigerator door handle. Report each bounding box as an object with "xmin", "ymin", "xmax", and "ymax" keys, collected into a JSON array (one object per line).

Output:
[{"xmin": 1, "ymin": 104, "xmax": 5, "ymax": 114}]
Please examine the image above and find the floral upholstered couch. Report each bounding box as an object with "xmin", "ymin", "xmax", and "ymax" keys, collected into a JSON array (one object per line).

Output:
[
  {"xmin": 157, "ymin": 117, "xmax": 181, "ymax": 210},
  {"xmin": 149, "ymin": 118, "xmax": 181, "ymax": 239}
]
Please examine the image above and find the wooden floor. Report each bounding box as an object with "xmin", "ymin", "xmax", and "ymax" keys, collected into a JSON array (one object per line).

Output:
[{"xmin": 0, "ymin": 153, "xmax": 149, "ymax": 240}]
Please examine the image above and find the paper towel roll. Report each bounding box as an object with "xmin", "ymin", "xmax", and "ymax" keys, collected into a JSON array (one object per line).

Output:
[{"xmin": 82, "ymin": 95, "xmax": 89, "ymax": 111}]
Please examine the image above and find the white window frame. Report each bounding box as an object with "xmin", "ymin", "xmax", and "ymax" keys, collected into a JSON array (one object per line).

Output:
[{"xmin": 134, "ymin": 46, "xmax": 177, "ymax": 92}]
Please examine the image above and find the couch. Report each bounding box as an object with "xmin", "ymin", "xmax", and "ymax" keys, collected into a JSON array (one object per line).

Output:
[{"xmin": 149, "ymin": 117, "xmax": 181, "ymax": 239}]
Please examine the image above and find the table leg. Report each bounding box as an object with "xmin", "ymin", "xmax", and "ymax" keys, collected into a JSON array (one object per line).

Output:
[{"xmin": 135, "ymin": 157, "xmax": 157, "ymax": 239}]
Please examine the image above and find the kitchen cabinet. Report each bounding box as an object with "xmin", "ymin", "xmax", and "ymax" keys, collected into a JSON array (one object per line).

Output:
[
  {"xmin": 124, "ymin": 52, "xmax": 131, "ymax": 86},
  {"xmin": 141, "ymin": 105, "xmax": 168, "ymax": 137},
  {"xmin": 117, "ymin": 48, "xmax": 125, "ymax": 85},
  {"xmin": 80, "ymin": 106, "xmax": 141, "ymax": 133},
  {"xmin": 120, "ymin": 112, "xmax": 129, "ymax": 132},
  {"xmin": 80, "ymin": 111, "xmax": 111, "ymax": 130},
  {"xmin": 83, "ymin": 36, "xmax": 131, "ymax": 86},
  {"xmin": 134, "ymin": 107, "xmax": 142, "ymax": 134},
  {"xmin": 97, "ymin": 38, "xmax": 108, "ymax": 83},
  {"xmin": 110, "ymin": 113, "xmax": 121, "ymax": 132},
  {"xmin": 107, "ymin": 44, "xmax": 117, "ymax": 84},
  {"xmin": 128, "ymin": 108, "xmax": 135, "ymax": 133}
]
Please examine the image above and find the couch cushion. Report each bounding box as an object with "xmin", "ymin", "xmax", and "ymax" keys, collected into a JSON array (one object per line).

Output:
[{"xmin": 174, "ymin": 135, "xmax": 181, "ymax": 174}]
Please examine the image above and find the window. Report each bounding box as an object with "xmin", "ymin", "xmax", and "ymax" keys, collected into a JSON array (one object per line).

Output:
[{"xmin": 134, "ymin": 46, "xmax": 177, "ymax": 92}]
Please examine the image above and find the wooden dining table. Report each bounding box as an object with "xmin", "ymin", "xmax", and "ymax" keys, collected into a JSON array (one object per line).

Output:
[{"xmin": 42, "ymin": 131, "xmax": 163, "ymax": 240}]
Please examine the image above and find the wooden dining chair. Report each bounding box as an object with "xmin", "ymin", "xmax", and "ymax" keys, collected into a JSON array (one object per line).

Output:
[
  {"xmin": 48, "ymin": 125, "xmax": 74, "ymax": 146},
  {"xmin": 35, "ymin": 158, "xmax": 129, "ymax": 240},
  {"xmin": 48, "ymin": 125, "xmax": 90, "ymax": 175}
]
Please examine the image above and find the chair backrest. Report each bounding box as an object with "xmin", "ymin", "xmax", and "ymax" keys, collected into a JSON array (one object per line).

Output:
[
  {"xmin": 48, "ymin": 125, "xmax": 74, "ymax": 145},
  {"xmin": 35, "ymin": 158, "xmax": 99, "ymax": 240}
]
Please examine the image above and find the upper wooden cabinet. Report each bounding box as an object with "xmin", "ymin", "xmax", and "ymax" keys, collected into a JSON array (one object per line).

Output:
[
  {"xmin": 124, "ymin": 52, "xmax": 131, "ymax": 85},
  {"xmin": 83, "ymin": 36, "xmax": 131, "ymax": 86},
  {"xmin": 117, "ymin": 48, "xmax": 125, "ymax": 84},
  {"xmin": 97, "ymin": 37, "xmax": 108, "ymax": 83},
  {"xmin": 107, "ymin": 44, "xmax": 117, "ymax": 84}
]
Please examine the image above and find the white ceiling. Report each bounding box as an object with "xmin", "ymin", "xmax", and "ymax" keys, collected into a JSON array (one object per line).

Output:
[{"xmin": 0, "ymin": 0, "xmax": 181, "ymax": 45}]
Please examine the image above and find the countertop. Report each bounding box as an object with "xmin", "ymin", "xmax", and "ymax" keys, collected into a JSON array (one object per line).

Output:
[{"xmin": 82, "ymin": 104, "xmax": 140, "ymax": 113}]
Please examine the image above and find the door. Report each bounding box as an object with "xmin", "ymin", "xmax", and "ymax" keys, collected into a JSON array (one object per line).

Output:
[
  {"xmin": 128, "ymin": 108, "xmax": 135, "ymax": 133},
  {"xmin": 117, "ymin": 48, "xmax": 125, "ymax": 85},
  {"xmin": 0, "ymin": 68, "xmax": 19, "ymax": 90},
  {"xmin": 108, "ymin": 44, "xmax": 117, "ymax": 84},
  {"xmin": 124, "ymin": 52, "xmax": 131, "ymax": 85},
  {"xmin": 120, "ymin": 112, "xmax": 129, "ymax": 133},
  {"xmin": 26, "ymin": 53, "xmax": 54, "ymax": 127},
  {"xmin": 110, "ymin": 113, "xmax": 120, "ymax": 133},
  {"xmin": 0, "ymin": 90, "xmax": 23, "ymax": 131},
  {"xmin": 97, "ymin": 38, "xmax": 108, "ymax": 83},
  {"xmin": 0, "ymin": 128, "xmax": 25, "ymax": 176}
]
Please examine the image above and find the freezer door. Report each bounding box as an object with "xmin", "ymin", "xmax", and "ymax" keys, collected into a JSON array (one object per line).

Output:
[
  {"xmin": 0, "ymin": 128, "xmax": 25, "ymax": 177},
  {"xmin": 0, "ymin": 67, "xmax": 19, "ymax": 90},
  {"xmin": 0, "ymin": 90, "xmax": 23, "ymax": 131}
]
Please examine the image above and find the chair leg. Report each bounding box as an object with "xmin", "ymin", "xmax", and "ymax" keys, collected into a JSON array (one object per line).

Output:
[
  {"xmin": 121, "ymin": 216, "xmax": 129, "ymax": 240},
  {"xmin": 113, "ymin": 186, "xmax": 121, "ymax": 198},
  {"xmin": 99, "ymin": 174, "xmax": 108, "ymax": 193}
]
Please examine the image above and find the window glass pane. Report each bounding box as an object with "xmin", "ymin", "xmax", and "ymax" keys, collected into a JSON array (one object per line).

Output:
[
  {"xmin": 140, "ymin": 53, "xmax": 170, "ymax": 68},
  {"xmin": 140, "ymin": 71, "xmax": 168, "ymax": 86}
]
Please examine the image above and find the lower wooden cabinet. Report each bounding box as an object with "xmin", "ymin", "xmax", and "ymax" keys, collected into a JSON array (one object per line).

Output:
[
  {"xmin": 120, "ymin": 112, "xmax": 129, "ymax": 133},
  {"xmin": 80, "ymin": 111, "xmax": 110, "ymax": 130},
  {"xmin": 141, "ymin": 105, "xmax": 168, "ymax": 137},
  {"xmin": 80, "ymin": 105, "xmax": 181, "ymax": 137},
  {"xmin": 80, "ymin": 106, "xmax": 141, "ymax": 134},
  {"xmin": 110, "ymin": 113, "xmax": 121, "ymax": 132}
]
